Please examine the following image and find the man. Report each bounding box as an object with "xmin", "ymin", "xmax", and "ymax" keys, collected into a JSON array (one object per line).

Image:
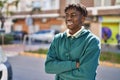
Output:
[{"xmin": 45, "ymin": 4, "xmax": 101, "ymax": 80}]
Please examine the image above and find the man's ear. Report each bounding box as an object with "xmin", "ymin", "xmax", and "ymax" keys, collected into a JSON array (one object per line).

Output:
[{"xmin": 81, "ymin": 16, "xmax": 85, "ymax": 23}]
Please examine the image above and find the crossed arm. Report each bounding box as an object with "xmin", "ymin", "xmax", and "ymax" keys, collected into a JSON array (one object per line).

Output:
[{"xmin": 45, "ymin": 39, "xmax": 100, "ymax": 79}]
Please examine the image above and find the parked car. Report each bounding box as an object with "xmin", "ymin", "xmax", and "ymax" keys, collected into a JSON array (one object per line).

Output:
[
  {"xmin": 10, "ymin": 31, "xmax": 27, "ymax": 40},
  {"xmin": 0, "ymin": 47, "xmax": 12, "ymax": 80},
  {"xmin": 116, "ymin": 34, "xmax": 120, "ymax": 49},
  {"xmin": 29, "ymin": 30, "xmax": 59, "ymax": 43}
]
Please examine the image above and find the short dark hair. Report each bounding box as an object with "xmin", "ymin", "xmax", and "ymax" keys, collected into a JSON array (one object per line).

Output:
[{"xmin": 64, "ymin": 4, "xmax": 88, "ymax": 17}]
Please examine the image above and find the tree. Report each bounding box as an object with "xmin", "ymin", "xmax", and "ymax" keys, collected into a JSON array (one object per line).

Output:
[
  {"xmin": 0, "ymin": 0, "xmax": 7, "ymax": 16},
  {"xmin": 0, "ymin": 0, "xmax": 20, "ymax": 16},
  {"xmin": 0, "ymin": 0, "xmax": 20, "ymax": 29}
]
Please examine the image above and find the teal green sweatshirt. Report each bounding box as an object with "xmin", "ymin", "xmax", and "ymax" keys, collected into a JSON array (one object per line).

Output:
[{"xmin": 45, "ymin": 29, "xmax": 101, "ymax": 80}]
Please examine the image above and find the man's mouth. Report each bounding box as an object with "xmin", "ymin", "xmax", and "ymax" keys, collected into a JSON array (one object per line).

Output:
[{"xmin": 66, "ymin": 21, "xmax": 73, "ymax": 26}]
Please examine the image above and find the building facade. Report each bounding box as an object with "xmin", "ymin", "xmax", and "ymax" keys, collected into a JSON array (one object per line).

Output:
[{"xmin": 8, "ymin": 0, "xmax": 120, "ymax": 45}]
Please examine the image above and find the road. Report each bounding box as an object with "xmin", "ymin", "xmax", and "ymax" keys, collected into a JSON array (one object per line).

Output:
[
  {"xmin": 8, "ymin": 56, "xmax": 54, "ymax": 80},
  {"xmin": 96, "ymin": 65, "xmax": 120, "ymax": 80},
  {"xmin": 8, "ymin": 55, "xmax": 120, "ymax": 80}
]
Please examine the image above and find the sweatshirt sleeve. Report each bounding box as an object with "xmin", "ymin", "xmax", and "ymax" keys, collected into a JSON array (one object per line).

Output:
[
  {"xmin": 45, "ymin": 37, "xmax": 76, "ymax": 74},
  {"xmin": 59, "ymin": 38, "xmax": 101, "ymax": 80}
]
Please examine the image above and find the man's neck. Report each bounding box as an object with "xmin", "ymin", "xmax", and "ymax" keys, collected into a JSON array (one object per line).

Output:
[{"xmin": 69, "ymin": 27, "xmax": 81, "ymax": 35}]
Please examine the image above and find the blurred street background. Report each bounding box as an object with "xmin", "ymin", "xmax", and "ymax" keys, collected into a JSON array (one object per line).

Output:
[{"xmin": 0, "ymin": 0, "xmax": 120, "ymax": 80}]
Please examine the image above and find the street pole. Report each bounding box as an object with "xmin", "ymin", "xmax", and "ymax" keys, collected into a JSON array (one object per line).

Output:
[
  {"xmin": 2, "ymin": 33, "xmax": 4, "ymax": 46},
  {"xmin": 0, "ymin": 29, "xmax": 5, "ymax": 47}
]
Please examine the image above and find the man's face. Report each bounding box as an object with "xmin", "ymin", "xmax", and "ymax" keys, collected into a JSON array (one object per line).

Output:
[{"xmin": 65, "ymin": 8, "xmax": 84, "ymax": 31}]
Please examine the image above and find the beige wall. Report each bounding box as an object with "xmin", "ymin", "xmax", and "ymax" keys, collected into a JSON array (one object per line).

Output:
[
  {"xmin": 90, "ymin": 22, "xmax": 101, "ymax": 38},
  {"xmin": 80, "ymin": 0, "xmax": 94, "ymax": 7}
]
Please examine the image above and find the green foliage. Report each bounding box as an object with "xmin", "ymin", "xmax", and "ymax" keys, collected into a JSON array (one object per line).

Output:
[
  {"xmin": 0, "ymin": 0, "xmax": 20, "ymax": 16},
  {"xmin": 26, "ymin": 49, "xmax": 48, "ymax": 54},
  {"xmin": 100, "ymin": 52, "xmax": 120, "ymax": 64},
  {"xmin": 0, "ymin": 0, "xmax": 7, "ymax": 7},
  {"xmin": 15, "ymin": 0, "xmax": 20, "ymax": 8},
  {"xmin": 0, "ymin": 34, "xmax": 14, "ymax": 44}
]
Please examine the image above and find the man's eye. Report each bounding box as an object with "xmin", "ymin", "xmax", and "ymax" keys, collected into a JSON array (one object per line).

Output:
[
  {"xmin": 65, "ymin": 14, "xmax": 77, "ymax": 18},
  {"xmin": 71, "ymin": 14, "xmax": 77, "ymax": 17}
]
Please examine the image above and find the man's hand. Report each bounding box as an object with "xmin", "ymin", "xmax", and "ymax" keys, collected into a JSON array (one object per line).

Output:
[{"xmin": 76, "ymin": 62, "xmax": 80, "ymax": 68}]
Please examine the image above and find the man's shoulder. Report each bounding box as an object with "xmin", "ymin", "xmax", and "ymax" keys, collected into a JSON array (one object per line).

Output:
[
  {"xmin": 82, "ymin": 29, "xmax": 100, "ymax": 42},
  {"xmin": 84, "ymin": 29, "xmax": 99, "ymax": 38},
  {"xmin": 54, "ymin": 32, "xmax": 66, "ymax": 39}
]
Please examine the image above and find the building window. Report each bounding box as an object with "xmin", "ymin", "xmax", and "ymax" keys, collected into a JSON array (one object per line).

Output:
[
  {"xmin": 51, "ymin": 0, "xmax": 56, "ymax": 8},
  {"xmin": 104, "ymin": 0, "xmax": 111, "ymax": 6},
  {"xmin": 41, "ymin": 0, "xmax": 59, "ymax": 10},
  {"xmin": 32, "ymin": 1, "xmax": 41, "ymax": 9},
  {"xmin": 116, "ymin": 0, "xmax": 120, "ymax": 5},
  {"xmin": 94, "ymin": 0, "xmax": 111, "ymax": 7},
  {"xmin": 32, "ymin": 1, "xmax": 41, "ymax": 11},
  {"xmin": 66, "ymin": 0, "xmax": 80, "ymax": 5},
  {"xmin": 50, "ymin": 0, "xmax": 59, "ymax": 9},
  {"xmin": 42, "ymin": 0, "xmax": 51, "ymax": 10},
  {"xmin": 94, "ymin": 0, "xmax": 101, "ymax": 6}
]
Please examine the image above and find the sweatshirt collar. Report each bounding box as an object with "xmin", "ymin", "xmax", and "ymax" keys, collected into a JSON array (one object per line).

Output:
[{"xmin": 66, "ymin": 26, "xmax": 84, "ymax": 38}]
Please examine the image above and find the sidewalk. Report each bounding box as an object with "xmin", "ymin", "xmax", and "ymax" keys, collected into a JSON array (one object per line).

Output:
[
  {"xmin": 2, "ymin": 44, "xmax": 24, "ymax": 57},
  {"xmin": 1, "ymin": 43, "xmax": 50, "ymax": 57},
  {"xmin": 101, "ymin": 44, "xmax": 120, "ymax": 53}
]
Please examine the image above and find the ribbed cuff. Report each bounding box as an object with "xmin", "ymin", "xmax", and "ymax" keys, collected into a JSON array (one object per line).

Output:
[{"xmin": 71, "ymin": 61, "xmax": 76, "ymax": 69}]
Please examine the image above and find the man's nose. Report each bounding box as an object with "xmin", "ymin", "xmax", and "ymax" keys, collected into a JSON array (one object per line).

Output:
[{"xmin": 66, "ymin": 15, "xmax": 72, "ymax": 20}]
